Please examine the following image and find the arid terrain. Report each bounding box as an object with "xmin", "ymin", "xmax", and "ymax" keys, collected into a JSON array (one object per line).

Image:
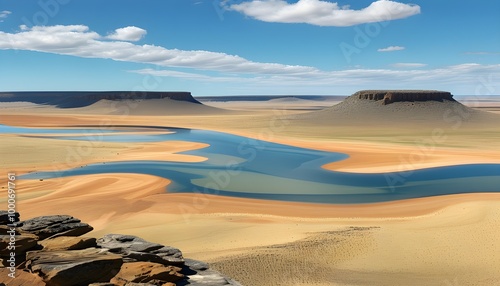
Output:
[{"xmin": 1, "ymin": 91, "xmax": 500, "ymax": 285}]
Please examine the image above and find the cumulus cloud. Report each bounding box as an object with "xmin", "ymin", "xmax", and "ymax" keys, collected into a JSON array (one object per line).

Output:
[
  {"xmin": 228, "ymin": 0, "xmax": 420, "ymax": 27},
  {"xmin": 106, "ymin": 26, "xmax": 147, "ymax": 42},
  {"xmin": 378, "ymin": 45, "xmax": 405, "ymax": 52},
  {"xmin": 391, "ymin": 63, "xmax": 427, "ymax": 68},
  {"xmin": 0, "ymin": 25, "xmax": 316, "ymax": 75},
  {"xmin": 0, "ymin": 10, "xmax": 11, "ymax": 22}
]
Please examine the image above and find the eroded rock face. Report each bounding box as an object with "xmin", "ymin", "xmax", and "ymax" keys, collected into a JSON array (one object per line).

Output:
[
  {"xmin": 0, "ymin": 233, "xmax": 38, "ymax": 256},
  {"xmin": 25, "ymin": 248, "xmax": 123, "ymax": 286},
  {"xmin": 97, "ymin": 234, "xmax": 184, "ymax": 266},
  {"xmin": 0, "ymin": 232, "xmax": 39, "ymax": 267},
  {"xmin": 354, "ymin": 90, "xmax": 454, "ymax": 105},
  {"xmin": 111, "ymin": 262, "xmax": 184, "ymax": 285},
  {"xmin": 20, "ymin": 215, "xmax": 93, "ymax": 240},
  {"xmin": 39, "ymin": 236, "xmax": 97, "ymax": 251},
  {"xmin": 0, "ymin": 212, "xmax": 240, "ymax": 286}
]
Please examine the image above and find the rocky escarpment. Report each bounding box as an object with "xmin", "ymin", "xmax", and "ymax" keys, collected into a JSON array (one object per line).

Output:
[
  {"xmin": 0, "ymin": 91, "xmax": 200, "ymax": 108},
  {"xmin": 355, "ymin": 90, "xmax": 454, "ymax": 105},
  {"xmin": 0, "ymin": 212, "xmax": 241, "ymax": 286}
]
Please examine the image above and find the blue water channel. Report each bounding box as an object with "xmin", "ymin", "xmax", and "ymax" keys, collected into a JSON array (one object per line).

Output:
[{"xmin": 3, "ymin": 125, "xmax": 500, "ymax": 204}]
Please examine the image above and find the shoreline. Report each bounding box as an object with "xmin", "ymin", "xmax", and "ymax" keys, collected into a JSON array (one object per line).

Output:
[{"xmin": 2, "ymin": 113, "xmax": 500, "ymax": 174}]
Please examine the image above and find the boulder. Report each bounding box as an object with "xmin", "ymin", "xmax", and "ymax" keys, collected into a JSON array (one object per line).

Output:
[
  {"xmin": 111, "ymin": 262, "xmax": 184, "ymax": 285},
  {"xmin": 20, "ymin": 215, "xmax": 93, "ymax": 240},
  {"xmin": 97, "ymin": 234, "xmax": 184, "ymax": 266},
  {"xmin": 39, "ymin": 236, "xmax": 97, "ymax": 251},
  {"xmin": 25, "ymin": 248, "xmax": 123, "ymax": 286}
]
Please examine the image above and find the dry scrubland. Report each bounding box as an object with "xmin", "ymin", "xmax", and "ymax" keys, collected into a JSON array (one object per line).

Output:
[{"xmin": 1, "ymin": 94, "xmax": 500, "ymax": 285}]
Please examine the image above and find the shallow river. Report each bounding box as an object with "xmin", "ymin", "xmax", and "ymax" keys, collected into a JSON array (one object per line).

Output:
[{"xmin": 3, "ymin": 125, "xmax": 499, "ymax": 204}]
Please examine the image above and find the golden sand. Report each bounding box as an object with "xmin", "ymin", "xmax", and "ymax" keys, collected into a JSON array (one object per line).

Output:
[{"xmin": 1, "ymin": 100, "xmax": 500, "ymax": 285}]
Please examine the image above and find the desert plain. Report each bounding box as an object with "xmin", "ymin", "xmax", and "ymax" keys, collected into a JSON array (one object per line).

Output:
[{"xmin": 1, "ymin": 92, "xmax": 500, "ymax": 285}]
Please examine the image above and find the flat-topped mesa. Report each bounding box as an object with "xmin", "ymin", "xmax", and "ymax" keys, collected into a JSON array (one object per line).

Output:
[
  {"xmin": 354, "ymin": 90, "xmax": 454, "ymax": 105},
  {"xmin": 0, "ymin": 91, "xmax": 200, "ymax": 108}
]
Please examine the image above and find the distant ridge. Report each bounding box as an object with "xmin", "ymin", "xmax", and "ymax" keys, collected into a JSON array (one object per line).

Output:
[
  {"xmin": 197, "ymin": 95, "xmax": 344, "ymax": 102},
  {"xmin": 0, "ymin": 91, "xmax": 199, "ymax": 108}
]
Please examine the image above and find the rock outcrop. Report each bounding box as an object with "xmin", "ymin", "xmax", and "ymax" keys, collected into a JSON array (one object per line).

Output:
[
  {"xmin": 20, "ymin": 215, "xmax": 93, "ymax": 240},
  {"xmin": 26, "ymin": 248, "xmax": 124, "ymax": 286},
  {"xmin": 354, "ymin": 90, "xmax": 454, "ymax": 105},
  {"xmin": 110, "ymin": 262, "xmax": 184, "ymax": 285},
  {"xmin": 97, "ymin": 234, "xmax": 184, "ymax": 266},
  {"xmin": 0, "ymin": 212, "xmax": 241, "ymax": 286},
  {"xmin": 38, "ymin": 236, "xmax": 97, "ymax": 251}
]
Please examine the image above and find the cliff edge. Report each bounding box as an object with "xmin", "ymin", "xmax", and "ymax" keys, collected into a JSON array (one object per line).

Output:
[{"xmin": 354, "ymin": 90, "xmax": 453, "ymax": 105}]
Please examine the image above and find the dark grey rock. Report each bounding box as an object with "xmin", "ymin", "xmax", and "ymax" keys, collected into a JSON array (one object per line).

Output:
[
  {"xmin": 184, "ymin": 258, "xmax": 209, "ymax": 271},
  {"xmin": 97, "ymin": 234, "xmax": 164, "ymax": 253},
  {"xmin": 97, "ymin": 234, "xmax": 184, "ymax": 266},
  {"xmin": 0, "ymin": 210, "xmax": 20, "ymax": 225},
  {"xmin": 20, "ymin": 215, "xmax": 93, "ymax": 240}
]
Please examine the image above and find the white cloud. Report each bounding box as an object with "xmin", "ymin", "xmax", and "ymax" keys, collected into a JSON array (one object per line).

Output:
[
  {"xmin": 106, "ymin": 26, "xmax": 147, "ymax": 42},
  {"xmin": 0, "ymin": 25, "xmax": 316, "ymax": 75},
  {"xmin": 229, "ymin": 0, "xmax": 420, "ymax": 27},
  {"xmin": 0, "ymin": 10, "xmax": 11, "ymax": 22},
  {"xmin": 391, "ymin": 63, "xmax": 427, "ymax": 68},
  {"xmin": 1, "ymin": 25, "xmax": 498, "ymax": 94},
  {"xmin": 378, "ymin": 45, "xmax": 405, "ymax": 52},
  {"xmin": 130, "ymin": 64, "xmax": 500, "ymax": 91}
]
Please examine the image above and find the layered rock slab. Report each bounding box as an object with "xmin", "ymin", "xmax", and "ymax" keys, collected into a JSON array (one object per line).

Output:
[
  {"xmin": 25, "ymin": 248, "xmax": 123, "ymax": 286},
  {"xmin": 20, "ymin": 215, "xmax": 93, "ymax": 240}
]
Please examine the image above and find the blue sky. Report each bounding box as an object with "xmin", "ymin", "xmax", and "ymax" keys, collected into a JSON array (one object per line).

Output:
[{"xmin": 0, "ymin": 0, "xmax": 499, "ymax": 96}]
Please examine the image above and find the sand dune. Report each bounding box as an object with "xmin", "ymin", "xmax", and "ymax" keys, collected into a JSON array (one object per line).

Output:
[
  {"xmin": 78, "ymin": 98, "xmax": 229, "ymax": 115},
  {"xmin": 8, "ymin": 173, "xmax": 500, "ymax": 286},
  {"xmin": 2, "ymin": 93, "xmax": 500, "ymax": 285}
]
